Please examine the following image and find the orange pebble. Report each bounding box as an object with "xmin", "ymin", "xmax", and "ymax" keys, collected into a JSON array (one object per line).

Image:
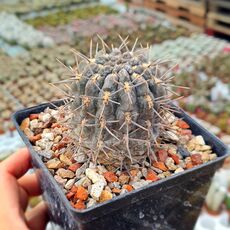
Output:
[
  {"xmin": 74, "ymin": 200, "xmax": 86, "ymax": 210},
  {"xmin": 112, "ymin": 188, "xmax": 121, "ymax": 194},
  {"xmin": 156, "ymin": 149, "xmax": 168, "ymax": 162},
  {"xmin": 169, "ymin": 153, "xmax": 180, "ymax": 164},
  {"xmin": 70, "ymin": 185, "xmax": 78, "ymax": 193},
  {"xmin": 186, "ymin": 162, "xmax": 193, "ymax": 169},
  {"xmin": 191, "ymin": 154, "xmax": 203, "ymax": 165},
  {"xmin": 66, "ymin": 192, "xmax": 75, "ymax": 200},
  {"xmin": 68, "ymin": 163, "xmax": 82, "ymax": 172},
  {"xmin": 146, "ymin": 170, "xmax": 159, "ymax": 182},
  {"xmin": 123, "ymin": 184, "xmax": 134, "ymax": 192},
  {"xmin": 103, "ymin": 171, "xmax": 118, "ymax": 182},
  {"xmin": 75, "ymin": 186, "xmax": 88, "ymax": 201},
  {"xmin": 29, "ymin": 114, "xmax": 39, "ymax": 120},
  {"xmin": 176, "ymin": 120, "xmax": 190, "ymax": 129},
  {"xmin": 152, "ymin": 161, "xmax": 168, "ymax": 171},
  {"xmin": 51, "ymin": 123, "xmax": 61, "ymax": 128},
  {"xmin": 130, "ymin": 169, "xmax": 138, "ymax": 177}
]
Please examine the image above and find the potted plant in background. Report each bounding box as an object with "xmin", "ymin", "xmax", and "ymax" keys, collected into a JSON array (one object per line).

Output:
[{"xmin": 13, "ymin": 37, "xmax": 229, "ymax": 230}]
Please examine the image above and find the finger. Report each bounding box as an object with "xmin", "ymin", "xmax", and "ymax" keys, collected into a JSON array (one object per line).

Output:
[
  {"xmin": 26, "ymin": 202, "xmax": 49, "ymax": 230},
  {"xmin": 1, "ymin": 148, "xmax": 31, "ymax": 179},
  {"xmin": 18, "ymin": 173, "xmax": 42, "ymax": 197},
  {"xmin": 19, "ymin": 186, "xmax": 29, "ymax": 211}
]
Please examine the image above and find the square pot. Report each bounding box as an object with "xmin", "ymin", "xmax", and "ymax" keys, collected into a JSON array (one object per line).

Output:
[{"xmin": 12, "ymin": 100, "xmax": 229, "ymax": 230}]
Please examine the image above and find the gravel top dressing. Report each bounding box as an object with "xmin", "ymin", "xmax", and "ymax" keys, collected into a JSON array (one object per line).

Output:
[{"xmin": 20, "ymin": 106, "xmax": 217, "ymax": 210}]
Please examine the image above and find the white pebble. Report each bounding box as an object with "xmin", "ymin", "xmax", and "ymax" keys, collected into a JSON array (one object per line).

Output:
[
  {"xmin": 90, "ymin": 181, "xmax": 105, "ymax": 200},
  {"xmin": 65, "ymin": 179, "xmax": 75, "ymax": 190},
  {"xmin": 86, "ymin": 168, "xmax": 106, "ymax": 185}
]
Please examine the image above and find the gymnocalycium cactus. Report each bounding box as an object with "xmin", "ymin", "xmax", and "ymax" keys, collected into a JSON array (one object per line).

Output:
[{"xmin": 55, "ymin": 36, "xmax": 183, "ymax": 169}]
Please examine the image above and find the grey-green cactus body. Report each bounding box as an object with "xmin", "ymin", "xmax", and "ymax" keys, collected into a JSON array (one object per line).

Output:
[{"xmin": 59, "ymin": 39, "xmax": 176, "ymax": 167}]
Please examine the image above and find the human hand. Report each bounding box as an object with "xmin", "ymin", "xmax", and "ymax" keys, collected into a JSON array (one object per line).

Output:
[{"xmin": 0, "ymin": 148, "xmax": 49, "ymax": 230}]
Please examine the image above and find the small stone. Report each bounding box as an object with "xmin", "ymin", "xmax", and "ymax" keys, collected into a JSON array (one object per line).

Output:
[
  {"xmin": 141, "ymin": 168, "xmax": 148, "ymax": 178},
  {"xmin": 30, "ymin": 119, "xmax": 39, "ymax": 130},
  {"xmin": 30, "ymin": 134, "xmax": 42, "ymax": 143},
  {"xmin": 74, "ymin": 153, "xmax": 87, "ymax": 163},
  {"xmin": 86, "ymin": 168, "xmax": 106, "ymax": 185},
  {"xmin": 24, "ymin": 127, "xmax": 34, "ymax": 138},
  {"xmin": 200, "ymin": 145, "xmax": 212, "ymax": 151},
  {"xmin": 209, "ymin": 154, "xmax": 217, "ymax": 161},
  {"xmin": 191, "ymin": 154, "xmax": 203, "ymax": 165},
  {"xmin": 75, "ymin": 186, "xmax": 88, "ymax": 201},
  {"xmin": 99, "ymin": 190, "xmax": 113, "ymax": 203},
  {"xmin": 86, "ymin": 198, "xmax": 97, "ymax": 208},
  {"xmin": 165, "ymin": 157, "xmax": 177, "ymax": 171},
  {"xmin": 185, "ymin": 157, "xmax": 191, "ymax": 163},
  {"xmin": 112, "ymin": 187, "xmax": 121, "ymax": 194},
  {"xmin": 54, "ymin": 135, "xmax": 62, "ymax": 143},
  {"xmin": 131, "ymin": 180, "xmax": 150, "ymax": 189},
  {"xmin": 156, "ymin": 149, "xmax": 168, "ymax": 162},
  {"xmin": 158, "ymin": 173, "xmax": 165, "ymax": 179},
  {"xmin": 165, "ymin": 131, "xmax": 179, "ymax": 142},
  {"xmin": 60, "ymin": 154, "xmax": 72, "ymax": 166},
  {"xmin": 168, "ymin": 154, "xmax": 180, "ymax": 164},
  {"xmin": 176, "ymin": 120, "xmax": 190, "ymax": 129},
  {"xmin": 41, "ymin": 132, "xmax": 54, "ymax": 141},
  {"xmin": 105, "ymin": 186, "xmax": 112, "ymax": 192},
  {"xmin": 108, "ymin": 182, "xmax": 120, "ymax": 189},
  {"xmin": 119, "ymin": 173, "xmax": 130, "ymax": 185},
  {"xmin": 194, "ymin": 136, "xmax": 205, "ymax": 145},
  {"xmin": 146, "ymin": 170, "xmax": 159, "ymax": 182},
  {"xmin": 103, "ymin": 172, "xmax": 118, "ymax": 182},
  {"xmin": 144, "ymin": 161, "xmax": 150, "ymax": 167},
  {"xmin": 122, "ymin": 184, "xmax": 133, "ymax": 192},
  {"xmin": 38, "ymin": 150, "xmax": 53, "ymax": 159},
  {"xmin": 76, "ymin": 163, "xmax": 87, "ymax": 178},
  {"xmin": 69, "ymin": 163, "xmax": 82, "ymax": 172},
  {"xmin": 97, "ymin": 165, "xmax": 107, "ymax": 174},
  {"xmin": 36, "ymin": 139, "xmax": 51, "ymax": 150},
  {"xmin": 74, "ymin": 200, "xmax": 85, "ymax": 210},
  {"xmin": 20, "ymin": 118, "xmax": 30, "ymax": 131},
  {"xmin": 29, "ymin": 114, "xmax": 39, "ymax": 120},
  {"xmin": 174, "ymin": 167, "xmax": 184, "ymax": 174},
  {"xmin": 201, "ymin": 152, "xmax": 210, "ymax": 162},
  {"xmin": 54, "ymin": 175, "xmax": 67, "ymax": 186},
  {"xmin": 65, "ymin": 179, "xmax": 75, "ymax": 190},
  {"xmin": 152, "ymin": 162, "xmax": 168, "ymax": 171},
  {"xmin": 120, "ymin": 188, "xmax": 128, "ymax": 194},
  {"xmin": 163, "ymin": 171, "xmax": 171, "ymax": 177},
  {"xmin": 75, "ymin": 176, "xmax": 91, "ymax": 188},
  {"xmin": 56, "ymin": 168, "xmax": 75, "ymax": 179},
  {"xmin": 46, "ymin": 158, "xmax": 62, "ymax": 169},
  {"xmin": 40, "ymin": 113, "xmax": 51, "ymax": 122},
  {"xmin": 90, "ymin": 181, "xmax": 105, "ymax": 200},
  {"xmin": 130, "ymin": 169, "xmax": 138, "ymax": 177},
  {"xmin": 66, "ymin": 192, "xmax": 75, "ymax": 200},
  {"xmin": 185, "ymin": 162, "xmax": 193, "ymax": 169},
  {"xmin": 187, "ymin": 139, "xmax": 195, "ymax": 147}
]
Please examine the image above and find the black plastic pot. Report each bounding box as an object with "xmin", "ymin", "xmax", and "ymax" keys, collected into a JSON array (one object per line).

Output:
[{"xmin": 12, "ymin": 100, "xmax": 229, "ymax": 230}]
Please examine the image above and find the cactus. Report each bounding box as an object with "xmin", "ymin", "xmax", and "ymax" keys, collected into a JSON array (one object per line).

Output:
[{"xmin": 55, "ymin": 36, "xmax": 182, "ymax": 168}]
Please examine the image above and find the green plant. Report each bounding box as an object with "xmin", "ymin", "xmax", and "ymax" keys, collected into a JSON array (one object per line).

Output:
[
  {"xmin": 55, "ymin": 37, "xmax": 181, "ymax": 168},
  {"xmin": 26, "ymin": 5, "xmax": 118, "ymax": 27}
]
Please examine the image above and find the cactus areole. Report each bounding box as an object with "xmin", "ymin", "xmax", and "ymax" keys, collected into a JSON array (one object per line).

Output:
[{"xmin": 56, "ymin": 37, "xmax": 181, "ymax": 169}]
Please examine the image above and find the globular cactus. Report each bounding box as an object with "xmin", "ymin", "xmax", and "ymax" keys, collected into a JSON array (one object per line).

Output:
[{"xmin": 56, "ymin": 36, "xmax": 181, "ymax": 168}]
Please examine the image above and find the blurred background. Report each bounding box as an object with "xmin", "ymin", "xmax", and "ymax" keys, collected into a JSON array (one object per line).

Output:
[{"xmin": 0, "ymin": 0, "xmax": 229, "ymax": 229}]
